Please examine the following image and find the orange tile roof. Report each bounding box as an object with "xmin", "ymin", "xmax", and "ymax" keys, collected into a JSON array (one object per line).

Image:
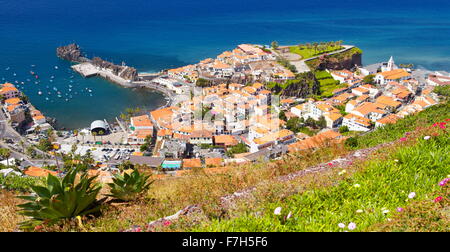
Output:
[
  {"xmin": 183, "ymin": 158, "xmax": 202, "ymax": 168},
  {"xmin": 379, "ymin": 69, "xmax": 411, "ymax": 80},
  {"xmin": 0, "ymin": 86, "xmax": 19, "ymax": 94},
  {"xmin": 25, "ymin": 166, "xmax": 57, "ymax": 177},
  {"xmin": 377, "ymin": 114, "xmax": 399, "ymax": 125},
  {"xmin": 4, "ymin": 97, "xmax": 21, "ymax": 105},
  {"xmin": 344, "ymin": 113, "xmax": 371, "ymax": 127},
  {"xmin": 131, "ymin": 115, "xmax": 153, "ymax": 128},
  {"xmin": 214, "ymin": 135, "xmax": 238, "ymax": 146},
  {"xmin": 376, "ymin": 96, "xmax": 401, "ymax": 108}
]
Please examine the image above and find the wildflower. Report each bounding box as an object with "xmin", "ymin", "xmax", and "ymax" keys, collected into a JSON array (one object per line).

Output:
[
  {"xmin": 356, "ymin": 209, "xmax": 364, "ymax": 213},
  {"xmin": 405, "ymin": 132, "xmax": 411, "ymax": 136},
  {"xmin": 328, "ymin": 162, "xmax": 333, "ymax": 166},
  {"xmin": 439, "ymin": 178, "xmax": 449, "ymax": 186},
  {"xmin": 399, "ymin": 137, "xmax": 407, "ymax": 142},
  {"xmin": 348, "ymin": 222, "xmax": 356, "ymax": 230},
  {"xmin": 338, "ymin": 170, "xmax": 346, "ymax": 176},
  {"xmin": 408, "ymin": 192, "xmax": 416, "ymax": 199},
  {"xmin": 423, "ymin": 136, "xmax": 431, "ymax": 140},
  {"xmin": 274, "ymin": 207, "xmax": 282, "ymax": 215},
  {"xmin": 286, "ymin": 212, "xmax": 292, "ymax": 220},
  {"xmin": 163, "ymin": 220, "xmax": 171, "ymax": 226},
  {"xmin": 34, "ymin": 225, "xmax": 43, "ymax": 231},
  {"xmin": 396, "ymin": 207, "xmax": 404, "ymax": 212},
  {"xmin": 382, "ymin": 209, "xmax": 390, "ymax": 214},
  {"xmin": 434, "ymin": 196, "xmax": 443, "ymax": 203},
  {"xmin": 353, "ymin": 184, "xmax": 361, "ymax": 188},
  {"xmin": 394, "ymin": 159, "xmax": 399, "ymax": 162},
  {"xmin": 338, "ymin": 223, "xmax": 346, "ymax": 229}
]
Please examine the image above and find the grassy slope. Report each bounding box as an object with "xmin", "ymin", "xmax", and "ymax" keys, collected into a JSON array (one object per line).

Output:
[
  {"xmin": 187, "ymin": 102, "xmax": 450, "ymax": 232},
  {"xmin": 1, "ymin": 102, "xmax": 448, "ymax": 232},
  {"xmin": 289, "ymin": 45, "xmax": 343, "ymax": 60},
  {"xmin": 195, "ymin": 129, "xmax": 449, "ymax": 231}
]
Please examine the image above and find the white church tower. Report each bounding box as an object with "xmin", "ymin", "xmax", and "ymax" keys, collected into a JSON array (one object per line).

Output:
[{"xmin": 387, "ymin": 56, "xmax": 395, "ymax": 71}]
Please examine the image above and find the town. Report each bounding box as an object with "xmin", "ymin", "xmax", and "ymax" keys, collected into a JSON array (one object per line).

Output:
[{"xmin": 0, "ymin": 42, "xmax": 447, "ymax": 183}]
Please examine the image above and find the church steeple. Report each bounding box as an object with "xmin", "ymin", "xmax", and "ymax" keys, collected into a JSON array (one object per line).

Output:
[{"xmin": 387, "ymin": 56, "xmax": 395, "ymax": 71}]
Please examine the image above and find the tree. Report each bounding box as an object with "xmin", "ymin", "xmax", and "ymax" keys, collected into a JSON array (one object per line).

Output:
[
  {"xmin": 98, "ymin": 130, "xmax": 104, "ymax": 142},
  {"xmin": 196, "ymin": 78, "xmax": 210, "ymax": 88},
  {"xmin": 0, "ymin": 148, "xmax": 11, "ymax": 166},
  {"xmin": 80, "ymin": 132, "xmax": 86, "ymax": 144},
  {"xmin": 92, "ymin": 132, "xmax": 98, "ymax": 142},
  {"xmin": 271, "ymin": 41, "xmax": 279, "ymax": 50},
  {"xmin": 363, "ymin": 74, "xmax": 375, "ymax": 84},
  {"xmin": 339, "ymin": 125, "xmax": 349, "ymax": 133}
]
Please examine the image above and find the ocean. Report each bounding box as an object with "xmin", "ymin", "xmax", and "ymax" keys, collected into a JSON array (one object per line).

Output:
[{"xmin": 0, "ymin": 0, "xmax": 449, "ymax": 129}]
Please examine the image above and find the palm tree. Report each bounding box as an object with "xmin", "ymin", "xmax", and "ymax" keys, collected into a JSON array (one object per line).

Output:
[
  {"xmin": 19, "ymin": 140, "xmax": 25, "ymax": 153},
  {"xmin": 313, "ymin": 42, "xmax": 319, "ymax": 53},
  {"xmin": 0, "ymin": 148, "xmax": 12, "ymax": 166},
  {"xmin": 92, "ymin": 132, "xmax": 98, "ymax": 143},
  {"xmin": 98, "ymin": 130, "xmax": 104, "ymax": 142},
  {"xmin": 80, "ymin": 132, "xmax": 86, "ymax": 144},
  {"xmin": 73, "ymin": 129, "xmax": 79, "ymax": 141}
]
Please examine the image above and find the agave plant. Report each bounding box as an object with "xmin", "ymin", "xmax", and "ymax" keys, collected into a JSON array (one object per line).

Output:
[
  {"xmin": 107, "ymin": 169, "xmax": 153, "ymax": 202},
  {"xmin": 17, "ymin": 168, "xmax": 103, "ymax": 229}
]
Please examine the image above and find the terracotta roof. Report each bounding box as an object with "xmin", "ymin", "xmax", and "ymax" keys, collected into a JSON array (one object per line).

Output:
[
  {"xmin": 25, "ymin": 166, "xmax": 57, "ymax": 177},
  {"xmin": 376, "ymin": 96, "xmax": 401, "ymax": 108},
  {"xmin": 377, "ymin": 114, "xmax": 399, "ymax": 125},
  {"xmin": 214, "ymin": 135, "xmax": 238, "ymax": 146},
  {"xmin": 379, "ymin": 69, "xmax": 411, "ymax": 80},
  {"xmin": 183, "ymin": 158, "xmax": 202, "ymax": 168},
  {"xmin": 5, "ymin": 97, "xmax": 21, "ymax": 105},
  {"xmin": 131, "ymin": 115, "xmax": 153, "ymax": 128}
]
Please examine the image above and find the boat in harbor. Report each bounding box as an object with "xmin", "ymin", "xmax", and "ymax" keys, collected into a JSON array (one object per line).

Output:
[{"xmin": 38, "ymin": 91, "xmax": 42, "ymax": 95}]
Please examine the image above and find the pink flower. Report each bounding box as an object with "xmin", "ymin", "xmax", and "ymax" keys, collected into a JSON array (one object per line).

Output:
[
  {"xmin": 399, "ymin": 137, "xmax": 407, "ymax": 142},
  {"xmin": 408, "ymin": 192, "xmax": 416, "ymax": 199},
  {"xmin": 328, "ymin": 162, "xmax": 333, "ymax": 166},
  {"xmin": 396, "ymin": 207, "xmax": 404, "ymax": 212},
  {"xmin": 439, "ymin": 178, "xmax": 449, "ymax": 186},
  {"xmin": 163, "ymin": 220, "xmax": 171, "ymax": 226},
  {"xmin": 434, "ymin": 196, "xmax": 443, "ymax": 203},
  {"xmin": 405, "ymin": 132, "xmax": 411, "ymax": 136}
]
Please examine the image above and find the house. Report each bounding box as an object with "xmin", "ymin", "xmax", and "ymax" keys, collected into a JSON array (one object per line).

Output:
[
  {"xmin": 375, "ymin": 96, "xmax": 402, "ymax": 111},
  {"xmin": 342, "ymin": 114, "xmax": 372, "ymax": 132},
  {"xmin": 250, "ymin": 129, "xmax": 295, "ymax": 153},
  {"xmin": 214, "ymin": 135, "xmax": 239, "ymax": 148},
  {"xmin": 24, "ymin": 166, "xmax": 57, "ymax": 177},
  {"xmin": 350, "ymin": 102, "xmax": 387, "ymax": 122},
  {"xmin": 427, "ymin": 74, "xmax": 450, "ymax": 86},
  {"xmin": 375, "ymin": 69, "xmax": 411, "ymax": 85},
  {"xmin": 0, "ymin": 83, "xmax": 20, "ymax": 99},
  {"xmin": 130, "ymin": 115, "xmax": 153, "ymax": 131},
  {"xmin": 205, "ymin": 157, "xmax": 224, "ymax": 167},
  {"xmin": 376, "ymin": 114, "xmax": 400, "ymax": 128},
  {"xmin": 190, "ymin": 130, "xmax": 213, "ymax": 145},
  {"xmin": 127, "ymin": 129, "xmax": 153, "ymax": 144}
]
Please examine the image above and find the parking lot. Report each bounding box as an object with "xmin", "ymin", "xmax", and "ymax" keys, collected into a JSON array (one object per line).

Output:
[{"xmin": 60, "ymin": 144, "xmax": 139, "ymax": 163}]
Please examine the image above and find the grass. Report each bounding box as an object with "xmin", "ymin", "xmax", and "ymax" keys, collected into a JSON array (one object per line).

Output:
[
  {"xmin": 192, "ymin": 124, "xmax": 449, "ymax": 231},
  {"xmin": 314, "ymin": 70, "xmax": 346, "ymax": 98},
  {"xmin": 289, "ymin": 45, "xmax": 343, "ymax": 60}
]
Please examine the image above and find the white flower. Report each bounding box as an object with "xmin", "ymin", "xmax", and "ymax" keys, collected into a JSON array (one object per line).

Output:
[
  {"xmin": 356, "ymin": 209, "xmax": 364, "ymax": 213},
  {"xmin": 274, "ymin": 207, "xmax": 282, "ymax": 215},
  {"xmin": 338, "ymin": 170, "xmax": 347, "ymax": 176},
  {"xmin": 424, "ymin": 136, "xmax": 431, "ymax": 140},
  {"xmin": 338, "ymin": 223, "xmax": 346, "ymax": 229},
  {"xmin": 394, "ymin": 159, "xmax": 399, "ymax": 162},
  {"xmin": 382, "ymin": 209, "xmax": 390, "ymax": 214},
  {"xmin": 348, "ymin": 222, "xmax": 356, "ymax": 230},
  {"xmin": 408, "ymin": 192, "xmax": 416, "ymax": 199},
  {"xmin": 353, "ymin": 184, "xmax": 361, "ymax": 188},
  {"xmin": 286, "ymin": 211, "xmax": 292, "ymax": 219}
]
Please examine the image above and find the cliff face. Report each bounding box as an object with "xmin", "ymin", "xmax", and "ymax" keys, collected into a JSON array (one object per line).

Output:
[
  {"xmin": 56, "ymin": 44, "xmax": 86, "ymax": 62},
  {"xmin": 306, "ymin": 48, "xmax": 363, "ymax": 71}
]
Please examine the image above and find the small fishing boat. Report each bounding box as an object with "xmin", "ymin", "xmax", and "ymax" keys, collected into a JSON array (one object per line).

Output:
[
  {"xmin": 30, "ymin": 71, "xmax": 35, "ymax": 75},
  {"xmin": 38, "ymin": 91, "xmax": 42, "ymax": 95},
  {"xmin": 45, "ymin": 97, "xmax": 49, "ymax": 101},
  {"xmin": 54, "ymin": 66, "xmax": 59, "ymax": 69}
]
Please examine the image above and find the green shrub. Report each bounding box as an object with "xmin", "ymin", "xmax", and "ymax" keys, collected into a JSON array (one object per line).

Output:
[
  {"xmin": 0, "ymin": 174, "xmax": 42, "ymax": 192},
  {"xmin": 17, "ymin": 168, "xmax": 103, "ymax": 229},
  {"xmin": 345, "ymin": 137, "xmax": 358, "ymax": 148},
  {"xmin": 107, "ymin": 169, "xmax": 153, "ymax": 202},
  {"xmin": 339, "ymin": 126, "xmax": 349, "ymax": 134}
]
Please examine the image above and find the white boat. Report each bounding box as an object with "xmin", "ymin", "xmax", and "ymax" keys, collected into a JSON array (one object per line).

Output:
[
  {"xmin": 54, "ymin": 66, "xmax": 59, "ymax": 69},
  {"xmin": 38, "ymin": 91, "xmax": 42, "ymax": 95}
]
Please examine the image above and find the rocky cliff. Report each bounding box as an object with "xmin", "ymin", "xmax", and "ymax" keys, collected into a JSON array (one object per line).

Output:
[
  {"xmin": 306, "ymin": 47, "xmax": 363, "ymax": 71},
  {"xmin": 56, "ymin": 43, "xmax": 87, "ymax": 62}
]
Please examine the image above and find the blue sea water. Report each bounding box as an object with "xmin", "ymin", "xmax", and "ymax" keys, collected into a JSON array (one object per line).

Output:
[{"xmin": 0, "ymin": 0, "xmax": 449, "ymax": 129}]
